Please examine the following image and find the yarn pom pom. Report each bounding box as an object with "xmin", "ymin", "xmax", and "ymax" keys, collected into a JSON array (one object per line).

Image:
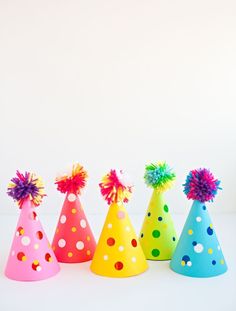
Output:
[
  {"xmin": 183, "ymin": 168, "xmax": 221, "ymax": 202},
  {"xmin": 7, "ymin": 171, "xmax": 45, "ymax": 208},
  {"xmin": 144, "ymin": 162, "xmax": 176, "ymax": 192},
  {"xmin": 99, "ymin": 169, "xmax": 133, "ymax": 204},
  {"xmin": 55, "ymin": 163, "xmax": 88, "ymax": 194}
]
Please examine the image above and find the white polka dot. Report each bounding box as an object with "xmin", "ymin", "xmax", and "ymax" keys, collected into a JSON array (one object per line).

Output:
[
  {"xmin": 76, "ymin": 241, "xmax": 84, "ymax": 250},
  {"xmin": 21, "ymin": 236, "xmax": 31, "ymax": 246},
  {"xmin": 194, "ymin": 243, "xmax": 204, "ymax": 253},
  {"xmin": 125, "ymin": 226, "xmax": 130, "ymax": 232},
  {"xmin": 131, "ymin": 256, "xmax": 137, "ymax": 263},
  {"xmin": 187, "ymin": 261, "xmax": 192, "ymax": 267},
  {"xmin": 196, "ymin": 217, "xmax": 202, "ymax": 222},
  {"xmin": 58, "ymin": 239, "xmax": 66, "ymax": 248},
  {"xmin": 34, "ymin": 244, "xmax": 39, "ymax": 250},
  {"xmin": 218, "ymin": 245, "xmax": 221, "ymax": 250},
  {"xmin": 80, "ymin": 219, "xmax": 87, "ymax": 228},
  {"xmin": 11, "ymin": 250, "xmax": 15, "ymax": 256},
  {"xmin": 68, "ymin": 193, "xmax": 76, "ymax": 202},
  {"xmin": 103, "ymin": 255, "xmax": 108, "ymax": 260},
  {"xmin": 118, "ymin": 246, "xmax": 124, "ymax": 252},
  {"xmin": 36, "ymin": 266, "xmax": 42, "ymax": 272},
  {"xmin": 107, "ymin": 223, "xmax": 112, "ymax": 229},
  {"xmin": 60, "ymin": 215, "xmax": 67, "ymax": 224}
]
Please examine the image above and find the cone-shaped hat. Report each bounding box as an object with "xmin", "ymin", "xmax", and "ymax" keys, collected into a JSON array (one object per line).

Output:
[
  {"xmin": 5, "ymin": 171, "xmax": 60, "ymax": 281},
  {"xmin": 90, "ymin": 169, "xmax": 148, "ymax": 277},
  {"xmin": 52, "ymin": 164, "xmax": 96, "ymax": 263},
  {"xmin": 170, "ymin": 168, "xmax": 227, "ymax": 277}
]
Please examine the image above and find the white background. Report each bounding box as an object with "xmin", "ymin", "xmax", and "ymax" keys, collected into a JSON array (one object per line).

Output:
[{"xmin": 0, "ymin": 1, "xmax": 236, "ymax": 310}]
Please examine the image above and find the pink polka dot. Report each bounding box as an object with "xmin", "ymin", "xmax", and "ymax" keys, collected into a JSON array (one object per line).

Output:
[{"xmin": 117, "ymin": 210, "xmax": 125, "ymax": 219}]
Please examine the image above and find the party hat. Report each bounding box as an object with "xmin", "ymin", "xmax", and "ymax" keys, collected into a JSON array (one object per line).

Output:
[
  {"xmin": 5, "ymin": 171, "xmax": 60, "ymax": 281},
  {"xmin": 170, "ymin": 168, "xmax": 227, "ymax": 277},
  {"xmin": 139, "ymin": 162, "xmax": 178, "ymax": 260},
  {"xmin": 90, "ymin": 169, "xmax": 148, "ymax": 277},
  {"xmin": 52, "ymin": 164, "xmax": 96, "ymax": 263}
]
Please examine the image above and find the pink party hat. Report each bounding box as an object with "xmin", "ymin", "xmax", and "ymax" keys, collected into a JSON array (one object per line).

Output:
[
  {"xmin": 52, "ymin": 164, "xmax": 96, "ymax": 263},
  {"xmin": 5, "ymin": 171, "xmax": 60, "ymax": 281}
]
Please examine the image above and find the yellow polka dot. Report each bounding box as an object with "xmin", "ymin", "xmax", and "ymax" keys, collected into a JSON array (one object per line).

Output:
[
  {"xmin": 208, "ymin": 248, "xmax": 213, "ymax": 254},
  {"xmin": 33, "ymin": 260, "xmax": 39, "ymax": 265},
  {"xmin": 71, "ymin": 208, "xmax": 77, "ymax": 214},
  {"xmin": 220, "ymin": 259, "xmax": 225, "ymax": 265},
  {"xmin": 210, "ymin": 223, "xmax": 213, "ymax": 229},
  {"xmin": 188, "ymin": 229, "xmax": 193, "ymax": 235},
  {"xmin": 181, "ymin": 260, "xmax": 185, "ymax": 266},
  {"xmin": 48, "ymin": 257, "xmax": 53, "ymax": 263},
  {"xmin": 22, "ymin": 256, "xmax": 27, "ymax": 262},
  {"xmin": 20, "ymin": 229, "xmax": 24, "ymax": 235},
  {"xmin": 87, "ymin": 235, "xmax": 90, "ymax": 241},
  {"xmin": 34, "ymin": 243, "xmax": 39, "ymax": 250},
  {"xmin": 71, "ymin": 226, "xmax": 77, "ymax": 232},
  {"xmin": 68, "ymin": 252, "xmax": 73, "ymax": 258},
  {"xmin": 87, "ymin": 250, "xmax": 91, "ymax": 256},
  {"xmin": 56, "ymin": 228, "xmax": 59, "ymax": 234}
]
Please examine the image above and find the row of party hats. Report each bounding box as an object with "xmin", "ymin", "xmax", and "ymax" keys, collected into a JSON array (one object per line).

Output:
[{"xmin": 4, "ymin": 163, "xmax": 227, "ymax": 281}]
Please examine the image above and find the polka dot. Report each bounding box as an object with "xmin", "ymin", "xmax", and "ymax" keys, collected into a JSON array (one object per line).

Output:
[
  {"xmin": 107, "ymin": 223, "xmax": 112, "ymax": 229},
  {"xmin": 212, "ymin": 260, "xmax": 216, "ymax": 265},
  {"xmin": 192, "ymin": 241, "xmax": 197, "ymax": 246},
  {"xmin": 188, "ymin": 229, "xmax": 193, "ymax": 235},
  {"xmin": 152, "ymin": 230, "xmax": 160, "ymax": 238},
  {"xmin": 182, "ymin": 255, "xmax": 190, "ymax": 264},
  {"xmin": 181, "ymin": 260, "xmax": 185, "ymax": 266},
  {"xmin": 11, "ymin": 250, "xmax": 15, "ymax": 256},
  {"xmin": 32, "ymin": 260, "xmax": 41, "ymax": 271},
  {"xmin": 217, "ymin": 245, "xmax": 221, "ymax": 250},
  {"xmin": 76, "ymin": 241, "xmax": 84, "ymax": 250},
  {"xmin": 87, "ymin": 250, "xmax": 91, "ymax": 256},
  {"xmin": 131, "ymin": 256, "xmax": 137, "ymax": 263},
  {"xmin": 80, "ymin": 219, "xmax": 87, "ymax": 228},
  {"xmin": 60, "ymin": 215, "xmax": 66, "ymax": 224},
  {"xmin": 152, "ymin": 249, "xmax": 160, "ymax": 257},
  {"xmin": 56, "ymin": 228, "xmax": 59, "ymax": 234},
  {"xmin": 29, "ymin": 211, "xmax": 38, "ymax": 221},
  {"xmin": 163, "ymin": 205, "xmax": 169, "ymax": 213},
  {"xmin": 140, "ymin": 233, "xmax": 144, "ymax": 238},
  {"xmin": 158, "ymin": 216, "xmax": 163, "ymax": 221},
  {"xmin": 196, "ymin": 216, "xmax": 202, "ymax": 222},
  {"xmin": 16, "ymin": 226, "xmax": 24, "ymax": 236},
  {"xmin": 147, "ymin": 212, "xmax": 151, "ymax": 217},
  {"xmin": 172, "ymin": 237, "xmax": 176, "ymax": 241},
  {"xmin": 131, "ymin": 239, "xmax": 137, "ymax": 247},
  {"xmin": 208, "ymin": 248, "xmax": 213, "ymax": 254},
  {"xmin": 202, "ymin": 205, "xmax": 206, "ymax": 210},
  {"xmin": 21, "ymin": 248, "xmax": 30, "ymax": 261},
  {"xmin": 86, "ymin": 235, "xmax": 90, "ymax": 241},
  {"xmin": 125, "ymin": 226, "xmax": 130, "ymax": 232},
  {"xmin": 118, "ymin": 246, "xmax": 124, "ymax": 252},
  {"xmin": 107, "ymin": 237, "xmax": 115, "ymax": 246},
  {"xmin": 207, "ymin": 226, "xmax": 213, "ymax": 235},
  {"xmin": 71, "ymin": 208, "xmax": 77, "ymax": 214},
  {"xmin": 103, "ymin": 255, "xmax": 108, "ymax": 261},
  {"xmin": 36, "ymin": 231, "xmax": 43, "ymax": 240},
  {"xmin": 58, "ymin": 239, "xmax": 66, "ymax": 248},
  {"xmin": 220, "ymin": 259, "xmax": 225, "ymax": 265},
  {"xmin": 71, "ymin": 226, "xmax": 77, "ymax": 232},
  {"xmin": 21, "ymin": 236, "xmax": 31, "ymax": 246},
  {"xmin": 194, "ymin": 243, "xmax": 204, "ymax": 253},
  {"xmin": 187, "ymin": 261, "xmax": 192, "ymax": 267},
  {"xmin": 34, "ymin": 243, "xmax": 39, "ymax": 250},
  {"xmin": 114, "ymin": 261, "xmax": 123, "ymax": 270},
  {"xmin": 117, "ymin": 210, "xmax": 125, "ymax": 219},
  {"xmin": 68, "ymin": 252, "xmax": 73, "ymax": 258},
  {"xmin": 45, "ymin": 253, "xmax": 53, "ymax": 262},
  {"xmin": 68, "ymin": 193, "xmax": 76, "ymax": 202}
]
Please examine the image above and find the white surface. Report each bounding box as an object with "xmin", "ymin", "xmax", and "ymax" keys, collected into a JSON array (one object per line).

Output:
[
  {"xmin": 1, "ymin": 0, "xmax": 236, "ymax": 214},
  {"xmin": 0, "ymin": 213, "xmax": 235, "ymax": 311}
]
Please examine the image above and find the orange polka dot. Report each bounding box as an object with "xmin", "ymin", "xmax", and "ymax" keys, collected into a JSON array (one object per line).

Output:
[
  {"xmin": 87, "ymin": 250, "xmax": 91, "ymax": 256},
  {"xmin": 71, "ymin": 226, "xmax": 77, "ymax": 232},
  {"xmin": 71, "ymin": 208, "xmax": 77, "ymax": 214},
  {"xmin": 114, "ymin": 261, "xmax": 123, "ymax": 270},
  {"xmin": 87, "ymin": 235, "xmax": 91, "ymax": 241},
  {"xmin": 68, "ymin": 252, "xmax": 73, "ymax": 257},
  {"xmin": 36, "ymin": 231, "xmax": 43, "ymax": 240},
  {"xmin": 107, "ymin": 237, "xmax": 115, "ymax": 246}
]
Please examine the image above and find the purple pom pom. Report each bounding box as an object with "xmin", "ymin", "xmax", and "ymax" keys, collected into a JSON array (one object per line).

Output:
[{"xmin": 183, "ymin": 168, "xmax": 221, "ymax": 202}]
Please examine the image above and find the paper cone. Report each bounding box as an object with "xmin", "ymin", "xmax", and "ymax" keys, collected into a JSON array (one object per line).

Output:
[
  {"xmin": 5, "ymin": 198, "xmax": 60, "ymax": 281},
  {"xmin": 140, "ymin": 190, "xmax": 178, "ymax": 260},
  {"xmin": 90, "ymin": 202, "xmax": 148, "ymax": 277},
  {"xmin": 170, "ymin": 200, "xmax": 227, "ymax": 277},
  {"xmin": 52, "ymin": 192, "xmax": 96, "ymax": 263}
]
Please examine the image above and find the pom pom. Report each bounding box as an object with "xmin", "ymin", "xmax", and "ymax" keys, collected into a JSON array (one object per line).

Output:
[
  {"xmin": 7, "ymin": 171, "xmax": 45, "ymax": 208},
  {"xmin": 183, "ymin": 168, "xmax": 221, "ymax": 202},
  {"xmin": 55, "ymin": 163, "xmax": 88, "ymax": 194},
  {"xmin": 99, "ymin": 169, "xmax": 133, "ymax": 204},
  {"xmin": 144, "ymin": 162, "xmax": 176, "ymax": 192}
]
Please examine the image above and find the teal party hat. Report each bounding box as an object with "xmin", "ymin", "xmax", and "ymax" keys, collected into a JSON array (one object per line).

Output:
[{"xmin": 170, "ymin": 168, "xmax": 227, "ymax": 278}]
